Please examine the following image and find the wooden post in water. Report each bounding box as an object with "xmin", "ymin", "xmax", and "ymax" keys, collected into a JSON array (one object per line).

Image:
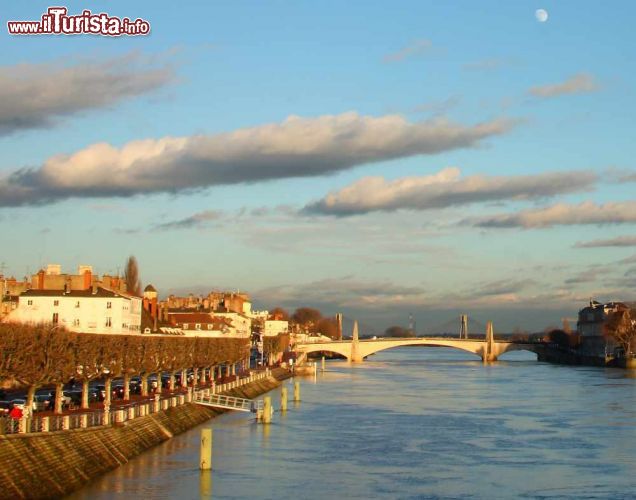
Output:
[
  {"xmin": 293, "ymin": 381, "xmax": 300, "ymax": 402},
  {"xmin": 281, "ymin": 387, "xmax": 288, "ymax": 412},
  {"xmin": 200, "ymin": 428, "xmax": 213, "ymax": 470},
  {"xmin": 263, "ymin": 396, "xmax": 272, "ymax": 423}
]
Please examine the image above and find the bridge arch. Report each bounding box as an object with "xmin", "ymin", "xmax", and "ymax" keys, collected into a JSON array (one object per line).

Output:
[
  {"xmin": 296, "ymin": 342, "xmax": 354, "ymax": 362},
  {"xmin": 357, "ymin": 340, "xmax": 484, "ymax": 361}
]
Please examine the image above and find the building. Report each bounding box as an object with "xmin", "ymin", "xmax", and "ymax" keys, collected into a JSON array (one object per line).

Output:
[
  {"xmin": 6, "ymin": 287, "xmax": 142, "ymax": 335},
  {"xmin": 162, "ymin": 291, "xmax": 251, "ymax": 314},
  {"xmin": 263, "ymin": 319, "xmax": 289, "ymax": 337},
  {"xmin": 167, "ymin": 312, "xmax": 240, "ymax": 337},
  {"xmin": 29, "ymin": 264, "xmax": 128, "ymax": 294},
  {"xmin": 0, "ymin": 275, "xmax": 30, "ymax": 320},
  {"xmin": 577, "ymin": 300, "xmax": 635, "ymax": 356}
]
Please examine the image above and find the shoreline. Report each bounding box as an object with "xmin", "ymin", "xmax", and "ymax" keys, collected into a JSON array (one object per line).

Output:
[
  {"xmin": 0, "ymin": 368, "xmax": 291, "ymax": 500},
  {"xmin": 537, "ymin": 350, "xmax": 636, "ymax": 370}
]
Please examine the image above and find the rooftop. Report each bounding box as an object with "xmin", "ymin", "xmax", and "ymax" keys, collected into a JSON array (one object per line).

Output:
[{"xmin": 21, "ymin": 287, "xmax": 136, "ymax": 299}]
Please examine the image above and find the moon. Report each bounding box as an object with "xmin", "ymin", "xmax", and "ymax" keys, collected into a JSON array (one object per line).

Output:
[{"xmin": 535, "ymin": 9, "xmax": 549, "ymax": 22}]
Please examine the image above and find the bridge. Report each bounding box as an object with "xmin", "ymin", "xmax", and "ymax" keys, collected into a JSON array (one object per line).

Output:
[{"xmin": 295, "ymin": 320, "xmax": 544, "ymax": 363}]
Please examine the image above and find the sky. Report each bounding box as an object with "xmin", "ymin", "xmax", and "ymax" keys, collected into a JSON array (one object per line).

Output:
[{"xmin": 1, "ymin": 1, "xmax": 635, "ymax": 334}]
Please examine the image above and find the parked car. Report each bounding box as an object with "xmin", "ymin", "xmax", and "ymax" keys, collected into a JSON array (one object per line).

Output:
[
  {"xmin": 10, "ymin": 399, "xmax": 36, "ymax": 412},
  {"xmin": 0, "ymin": 401, "xmax": 12, "ymax": 415},
  {"xmin": 93, "ymin": 384, "xmax": 107, "ymax": 402},
  {"xmin": 112, "ymin": 384, "xmax": 125, "ymax": 399},
  {"xmin": 33, "ymin": 394, "xmax": 51, "ymax": 412},
  {"xmin": 64, "ymin": 390, "xmax": 83, "ymax": 406}
]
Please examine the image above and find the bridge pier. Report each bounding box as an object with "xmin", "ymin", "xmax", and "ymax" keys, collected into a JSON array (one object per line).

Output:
[
  {"xmin": 350, "ymin": 320, "xmax": 362, "ymax": 363},
  {"xmin": 481, "ymin": 321, "xmax": 498, "ymax": 363}
]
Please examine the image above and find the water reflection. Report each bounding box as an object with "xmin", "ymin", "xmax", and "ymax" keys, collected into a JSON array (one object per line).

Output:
[
  {"xmin": 69, "ymin": 348, "xmax": 636, "ymax": 499},
  {"xmin": 199, "ymin": 472, "xmax": 212, "ymax": 498}
]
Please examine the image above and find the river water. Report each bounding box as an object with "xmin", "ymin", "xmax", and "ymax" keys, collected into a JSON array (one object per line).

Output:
[{"xmin": 69, "ymin": 348, "xmax": 636, "ymax": 499}]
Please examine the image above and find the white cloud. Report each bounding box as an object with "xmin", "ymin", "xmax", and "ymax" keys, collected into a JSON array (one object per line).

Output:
[
  {"xmin": 383, "ymin": 39, "xmax": 432, "ymax": 63},
  {"xmin": 0, "ymin": 52, "xmax": 176, "ymax": 135},
  {"xmin": 529, "ymin": 73, "xmax": 599, "ymax": 98},
  {"xmin": 574, "ymin": 235, "xmax": 636, "ymax": 248},
  {"xmin": 470, "ymin": 201, "xmax": 636, "ymax": 229},
  {"xmin": 153, "ymin": 210, "xmax": 223, "ymax": 231},
  {"xmin": 0, "ymin": 113, "xmax": 515, "ymax": 207},
  {"xmin": 304, "ymin": 168, "xmax": 597, "ymax": 216}
]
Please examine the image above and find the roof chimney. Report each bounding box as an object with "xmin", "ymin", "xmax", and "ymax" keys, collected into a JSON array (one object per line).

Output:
[{"xmin": 83, "ymin": 269, "xmax": 92, "ymax": 290}]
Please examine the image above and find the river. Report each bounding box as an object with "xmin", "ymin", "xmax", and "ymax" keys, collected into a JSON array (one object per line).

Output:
[{"xmin": 68, "ymin": 348, "xmax": 636, "ymax": 499}]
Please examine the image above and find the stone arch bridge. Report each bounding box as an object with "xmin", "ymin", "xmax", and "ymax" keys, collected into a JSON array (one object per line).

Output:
[{"xmin": 295, "ymin": 322, "xmax": 544, "ymax": 363}]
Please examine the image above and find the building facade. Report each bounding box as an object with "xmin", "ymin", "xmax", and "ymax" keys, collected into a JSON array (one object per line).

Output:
[
  {"xmin": 6, "ymin": 287, "xmax": 142, "ymax": 335},
  {"xmin": 263, "ymin": 319, "xmax": 289, "ymax": 337},
  {"xmin": 576, "ymin": 300, "xmax": 634, "ymax": 356}
]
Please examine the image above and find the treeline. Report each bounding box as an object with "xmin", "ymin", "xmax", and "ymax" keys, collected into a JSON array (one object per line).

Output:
[
  {"xmin": 0, "ymin": 323, "xmax": 249, "ymax": 413},
  {"xmin": 270, "ymin": 307, "xmax": 340, "ymax": 339}
]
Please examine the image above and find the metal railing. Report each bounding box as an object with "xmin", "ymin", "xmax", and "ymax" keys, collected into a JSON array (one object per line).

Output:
[
  {"xmin": 193, "ymin": 393, "xmax": 253, "ymax": 412},
  {"xmin": 0, "ymin": 368, "xmax": 272, "ymax": 435}
]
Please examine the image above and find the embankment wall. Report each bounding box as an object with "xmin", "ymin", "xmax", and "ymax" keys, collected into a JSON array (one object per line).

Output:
[{"xmin": 0, "ymin": 371, "xmax": 289, "ymax": 499}]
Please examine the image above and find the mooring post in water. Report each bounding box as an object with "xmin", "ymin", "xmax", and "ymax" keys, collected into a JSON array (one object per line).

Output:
[
  {"xmin": 294, "ymin": 381, "xmax": 300, "ymax": 402},
  {"xmin": 200, "ymin": 428, "xmax": 213, "ymax": 470},
  {"xmin": 263, "ymin": 396, "xmax": 272, "ymax": 423},
  {"xmin": 281, "ymin": 387, "xmax": 288, "ymax": 412},
  {"xmin": 321, "ymin": 356, "xmax": 326, "ymax": 371}
]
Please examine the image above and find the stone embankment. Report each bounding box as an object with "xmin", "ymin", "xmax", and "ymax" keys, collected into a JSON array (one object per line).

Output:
[{"xmin": 0, "ymin": 369, "xmax": 290, "ymax": 500}]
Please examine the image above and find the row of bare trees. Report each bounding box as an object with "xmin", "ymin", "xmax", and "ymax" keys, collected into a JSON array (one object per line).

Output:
[
  {"xmin": 0, "ymin": 323, "xmax": 250, "ymax": 414},
  {"xmin": 270, "ymin": 306, "xmax": 340, "ymax": 339}
]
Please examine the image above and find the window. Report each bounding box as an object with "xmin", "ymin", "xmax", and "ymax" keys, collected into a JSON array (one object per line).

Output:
[
  {"xmin": 27, "ymin": 300, "xmax": 33, "ymax": 306},
  {"xmin": 75, "ymin": 301, "xmax": 80, "ymax": 308},
  {"xmin": 208, "ymin": 324, "xmax": 213, "ymax": 330},
  {"xmin": 73, "ymin": 319, "xmax": 80, "ymax": 327},
  {"xmin": 106, "ymin": 301, "xmax": 112, "ymax": 309},
  {"xmin": 53, "ymin": 300, "xmax": 59, "ymax": 306},
  {"xmin": 52, "ymin": 313, "xmax": 59, "ymax": 324},
  {"xmin": 105, "ymin": 317, "xmax": 112, "ymax": 327},
  {"xmin": 195, "ymin": 323, "xmax": 201, "ymax": 330},
  {"xmin": 183, "ymin": 323, "xmax": 189, "ymax": 329}
]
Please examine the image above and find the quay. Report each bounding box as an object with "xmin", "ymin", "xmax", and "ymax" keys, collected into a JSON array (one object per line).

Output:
[{"xmin": 0, "ymin": 368, "xmax": 291, "ymax": 499}]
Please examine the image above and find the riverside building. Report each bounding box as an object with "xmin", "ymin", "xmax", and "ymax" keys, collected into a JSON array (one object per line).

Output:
[{"xmin": 6, "ymin": 287, "xmax": 142, "ymax": 335}]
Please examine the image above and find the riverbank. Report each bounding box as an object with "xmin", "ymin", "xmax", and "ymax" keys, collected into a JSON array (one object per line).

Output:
[
  {"xmin": 0, "ymin": 368, "xmax": 291, "ymax": 500},
  {"xmin": 538, "ymin": 349, "xmax": 636, "ymax": 369}
]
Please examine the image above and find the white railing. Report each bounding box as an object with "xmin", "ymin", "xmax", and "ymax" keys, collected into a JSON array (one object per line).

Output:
[
  {"xmin": 0, "ymin": 368, "xmax": 273, "ymax": 436},
  {"xmin": 193, "ymin": 393, "xmax": 253, "ymax": 412}
]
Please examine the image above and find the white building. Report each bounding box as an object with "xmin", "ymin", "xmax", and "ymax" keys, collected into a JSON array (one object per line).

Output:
[
  {"xmin": 263, "ymin": 319, "xmax": 289, "ymax": 337},
  {"xmin": 213, "ymin": 312, "xmax": 252, "ymax": 337},
  {"xmin": 6, "ymin": 287, "xmax": 142, "ymax": 335}
]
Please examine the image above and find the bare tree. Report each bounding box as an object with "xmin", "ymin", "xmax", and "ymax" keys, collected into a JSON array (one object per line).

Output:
[
  {"xmin": 317, "ymin": 318, "xmax": 339, "ymax": 339},
  {"xmin": 605, "ymin": 308, "xmax": 636, "ymax": 355},
  {"xmin": 385, "ymin": 326, "xmax": 414, "ymax": 338},
  {"xmin": 124, "ymin": 255, "xmax": 142, "ymax": 296},
  {"xmin": 292, "ymin": 307, "xmax": 322, "ymax": 332},
  {"xmin": 0, "ymin": 323, "xmax": 75, "ymax": 415},
  {"xmin": 73, "ymin": 334, "xmax": 105, "ymax": 409}
]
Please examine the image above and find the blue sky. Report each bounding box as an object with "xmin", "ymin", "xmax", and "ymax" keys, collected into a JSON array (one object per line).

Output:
[{"xmin": 1, "ymin": 1, "xmax": 635, "ymax": 332}]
